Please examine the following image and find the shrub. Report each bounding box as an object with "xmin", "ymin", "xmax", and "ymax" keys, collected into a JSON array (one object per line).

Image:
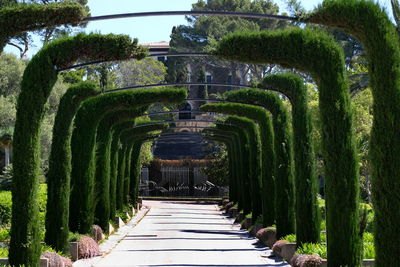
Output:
[
  {"xmin": 0, "ymin": 247, "xmax": 8, "ymax": 257},
  {"xmin": 68, "ymin": 232, "xmax": 82, "ymax": 242},
  {"xmin": 0, "ymin": 164, "xmax": 12, "ymax": 191},
  {"xmin": 296, "ymin": 243, "xmax": 327, "ymax": 259},
  {"xmin": 281, "ymin": 234, "xmax": 296, "ymax": 243},
  {"xmin": 363, "ymin": 242, "xmax": 375, "ymax": 259},
  {"xmin": 0, "ymin": 191, "xmax": 12, "ymax": 225},
  {"xmin": 0, "ymin": 227, "xmax": 10, "ymax": 242}
]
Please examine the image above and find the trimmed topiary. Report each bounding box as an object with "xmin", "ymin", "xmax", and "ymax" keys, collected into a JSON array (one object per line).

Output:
[
  {"xmin": 69, "ymin": 88, "xmax": 187, "ymax": 233},
  {"xmin": 224, "ymin": 115, "xmax": 262, "ymax": 222},
  {"xmin": 215, "ymin": 28, "xmax": 360, "ymax": 266},
  {"xmin": 307, "ymin": 1, "xmax": 400, "ymax": 265},
  {"xmin": 224, "ymin": 90, "xmax": 296, "ymax": 235},
  {"xmin": 226, "ymin": 86, "xmax": 315, "ymax": 242},
  {"xmin": 45, "ymin": 82, "xmax": 100, "ymax": 253},
  {"xmin": 258, "ymin": 74, "xmax": 320, "ymax": 245},
  {"xmin": 201, "ymin": 102, "xmax": 278, "ymax": 228},
  {"xmin": 10, "ymin": 33, "xmax": 146, "ymax": 266},
  {"xmin": 0, "ymin": 1, "xmax": 87, "ymax": 50}
]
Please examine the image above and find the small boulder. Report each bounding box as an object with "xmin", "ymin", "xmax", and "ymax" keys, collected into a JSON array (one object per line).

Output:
[
  {"xmin": 91, "ymin": 224, "xmax": 104, "ymax": 242},
  {"xmin": 272, "ymin": 240, "xmax": 289, "ymax": 256},
  {"xmin": 77, "ymin": 236, "xmax": 100, "ymax": 259},
  {"xmin": 256, "ymin": 227, "xmax": 277, "ymax": 248},
  {"xmin": 291, "ymin": 254, "xmax": 323, "ymax": 267},
  {"xmin": 41, "ymin": 251, "xmax": 72, "ymax": 267},
  {"xmin": 228, "ymin": 207, "xmax": 238, "ymax": 218},
  {"xmin": 225, "ymin": 202, "xmax": 234, "ymax": 212}
]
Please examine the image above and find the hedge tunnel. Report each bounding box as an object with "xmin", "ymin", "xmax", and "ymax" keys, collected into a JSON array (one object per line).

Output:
[
  {"xmin": 69, "ymin": 87, "xmax": 187, "ymax": 234},
  {"xmin": 307, "ymin": 1, "xmax": 400, "ymax": 265},
  {"xmin": 94, "ymin": 109, "xmax": 152, "ymax": 233},
  {"xmin": 258, "ymin": 74, "xmax": 319, "ymax": 245},
  {"xmin": 223, "ymin": 90, "xmax": 296, "ymax": 235},
  {"xmin": 45, "ymin": 82, "xmax": 100, "ymax": 252},
  {"xmin": 222, "ymin": 115, "xmax": 262, "ymax": 222},
  {"xmin": 225, "ymin": 87, "xmax": 314, "ymax": 243},
  {"xmin": 10, "ymin": 33, "xmax": 146, "ymax": 266},
  {"xmin": 204, "ymin": 123, "xmax": 251, "ymax": 214},
  {"xmin": 201, "ymin": 102, "xmax": 295, "ymax": 237},
  {"xmin": 215, "ymin": 28, "xmax": 360, "ymax": 265}
]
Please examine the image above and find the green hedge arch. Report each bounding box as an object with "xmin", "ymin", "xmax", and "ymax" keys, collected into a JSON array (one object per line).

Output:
[
  {"xmin": 45, "ymin": 82, "xmax": 99, "ymax": 252},
  {"xmin": 203, "ymin": 130, "xmax": 239, "ymax": 203},
  {"xmin": 202, "ymin": 102, "xmax": 294, "ymax": 235},
  {"xmin": 223, "ymin": 115, "xmax": 262, "ymax": 222},
  {"xmin": 307, "ymin": 1, "xmax": 400, "ymax": 265},
  {"xmin": 223, "ymin": 91, "xmax": 295, "ymax": 235},
  {"xmin": 10, "ymin": 33, "xmax": 145, "ymax": 266},
  {"xmin": 94, "ymin": 109, "xmax": 147, "ymax": 232},
  {"xmin": 204, "ymin": 127, "xmax": 245, "ymax": 209},
  {"xmin": 214, "ymin": 123, "xmax": 250, "ymax": 213},
  {"xmin": 120, "ymin": 122, "xmax": 168, "ymax": 203},
  {"xmin": 0, "ymin": 1, "xmax": 87, "ymax": 50},
  {"xmin": 225, "ymin": 86, "xmax": 316, "ymax": 243},
  {"xmin": 259, "ymin": 74, "xmax": 319, "ymax": 245},
  {"xmin": 215, "ymin": 28, "xmax": 360, "ymax": 265},
  {"xmin": 69, "ymin": 88, "xmax": 187, "ymax": 233}
]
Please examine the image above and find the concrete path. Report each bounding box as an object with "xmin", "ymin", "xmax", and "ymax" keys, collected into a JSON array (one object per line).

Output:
[{"xmin": 93, "ymin": 200, "xmax": 290, "ymax": 267}]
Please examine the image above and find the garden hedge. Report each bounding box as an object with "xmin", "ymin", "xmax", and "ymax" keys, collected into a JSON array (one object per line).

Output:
[
  {"xmin": 215, "ymin": 28, "xmax": 360, "ymax": 265},
  {"xmin": 226, "ymin": 88, "xmax": 306, "ymax": 239},
  {"xmin": 204, "ymin": 127, "xmax": 245, "ymax": 209},
  {"xmin": 10, "ymin": 33, "xmax": 146, "ymax": 266},
  {"xmin": 69, "ymin": 88, "xmax": 187, "ymax": 234},
  {"xmin": 0, "ymin": 1, "xmax": 87, "ymax": 50},
  {"xmin": 307, "ymin": 1, "xmax": 400, "ymax": 265},
  {"xmin": 94, "ymin": 109, "xmax": 147, "ymax": 232},
  {"xmin": 201, "ymin": 102, "xmax": 279, "ymax": 228},
  {"xmin": 258, "ymin": 74, "xmax": 319, "ymax": 245},
  {"xmin": 45, "ymin": 82, "xmax": 99, "ymax": 252},
  {"xmin": 223, "ymin": 115, "xmax": 262, "ymax": 222},
  {"xmin": 120, "ymin": 122, "xmax": 167, "ymax": 203}
]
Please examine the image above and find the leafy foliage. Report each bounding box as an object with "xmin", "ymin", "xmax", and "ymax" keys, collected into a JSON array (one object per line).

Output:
[{"xmin": 201, "ymin": 143, "xmax": 229, "ymax": 186}]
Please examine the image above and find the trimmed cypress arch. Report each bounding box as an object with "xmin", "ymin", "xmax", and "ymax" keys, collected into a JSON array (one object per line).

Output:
[
  {"xmin": 215, "ymin": 28, "xmax": 360, "ymax": 265},
  {"xmin": 223, "ymin": 115, "xmax": 262, "ymax": 222},
  {"xmin": 206, "ymin": 123, "xmax": 250, "ymax": 214},
  {"xmin": 307, "ymin": 1, "xmax": 400, "ymax": 265},
  {"xmin": 0, "ymin": 1, "xmax": 87, "ymax": 50},
  {"xmin": 225, "ymin": 86, "xmax": 316, "ymax": 244},
  {"xmin": 69, "ymin": 88, "xmax": 187, "ymax": 233},
  {"xmin": 202, "ymin": 102, "xmax": 295, "ymax": 236},
  {"xmin": 94, "ymin": 109, "xmax": 149, "ymax": 232},
  {"xmin": 10, "ymin": 33, "xmax": 145, "ymax": 266},
  {"xmin": 45, "ymin": 82, "xmax": 100, "ymax": 252}
]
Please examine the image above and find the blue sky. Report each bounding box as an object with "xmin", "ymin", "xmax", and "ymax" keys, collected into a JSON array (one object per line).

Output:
[{"xmin": 4, "ymin": 0, "xmax": 394, "ymax": 57}]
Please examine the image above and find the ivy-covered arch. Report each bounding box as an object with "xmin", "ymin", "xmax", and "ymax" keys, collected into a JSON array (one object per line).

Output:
[
  {"xmin": 0, "ymin": 1, "xmax": 87, "ymax": 50},
  {"xmin": 201, "ymin": 102, "xmax": 295, "ymax": 237},
  {"xmin": 45, "ymin": 82, "xmax": 100, "ymax": 252},
  {"xmin": 10, "ymin": 33, "xmax": 146, "ymax": 266},
  {"xmin": 225, "ymin": 85, "xmax": 318, "ymax": 244},
  {"xmin": 215, "ymin": 28, "xmax": 360, "ymax": 265},
  {"xmin": 307, "ymin": 1, "xmax": 400, "ymax": 265},
  {"xmin": 69, "ymin": 88, "xmax": 187, "ymax": 233}
]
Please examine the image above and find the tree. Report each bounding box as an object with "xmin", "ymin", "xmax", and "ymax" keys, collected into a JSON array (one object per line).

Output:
[
  {"xmin": 168, "ymin": 0, "xmax": 288, "ymax": 89},
  {"xmin": 201, "ymin": 143, "xmax": 229, "ymax": 186},
  {"xmin": 115, "ymin": 58, "xmax": 167, "ymax": 87}
]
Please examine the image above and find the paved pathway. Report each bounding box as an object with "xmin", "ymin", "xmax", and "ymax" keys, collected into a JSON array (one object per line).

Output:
[{"xmin": 93, "ymin": 200, "xmax": 290, "ymax": 267}]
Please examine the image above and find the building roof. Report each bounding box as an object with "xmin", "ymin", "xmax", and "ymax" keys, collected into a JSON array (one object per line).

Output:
[{"xmin": 140, "ymin": 41, "xmax": 170, "ymax": 49}]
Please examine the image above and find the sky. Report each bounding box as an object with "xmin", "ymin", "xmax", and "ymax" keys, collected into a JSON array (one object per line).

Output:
[{"xmin": 4, "ymin": 0, "xmax": 395, "ymax": 57}]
